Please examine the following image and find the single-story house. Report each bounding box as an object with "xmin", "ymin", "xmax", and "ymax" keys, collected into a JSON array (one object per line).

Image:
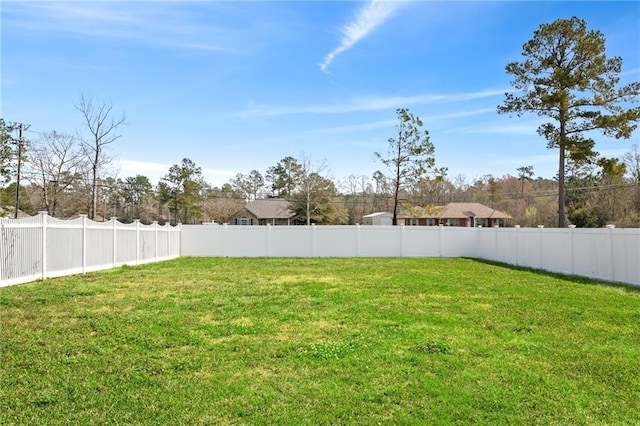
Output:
[
  {"xmin": 365, "ymin": 202, "xmax": 511, "ymax": 227},
  {"xmin": 230, "ymin": 198, "xmax": 294, "ymax": 226}
]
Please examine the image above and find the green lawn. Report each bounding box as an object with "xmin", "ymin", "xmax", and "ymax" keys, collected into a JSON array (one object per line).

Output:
[{"xmin": 1, "ymin": 257, "xmax": 639, "ymax": 425}]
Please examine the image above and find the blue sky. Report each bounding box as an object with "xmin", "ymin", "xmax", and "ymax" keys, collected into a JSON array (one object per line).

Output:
[{"xmin": 2, "ymin": 1, "xmax": 639, "ymax": 187}]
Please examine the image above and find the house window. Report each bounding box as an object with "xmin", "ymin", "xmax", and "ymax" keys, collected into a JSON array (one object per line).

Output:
[
  {"xmin": 409, "ymin": 219, "xmax": 419, "ymax": 226},
  {"xmin": 449, "ymin": 218, "xmax": 460, "ymax": 226},
  {"xmin": 426, "ymin": 218, "xmax": 437, "ymax": 226},
  {"xmin": 237, "ymin": 216, "xmax": 252, "ymax": 225},
  {"xmin": 476, "ymin": 218, "xmax": 488, "ymax": 227}
]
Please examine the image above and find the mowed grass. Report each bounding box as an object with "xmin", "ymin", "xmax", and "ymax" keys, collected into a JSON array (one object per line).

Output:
[{"xmin": 1, "ymin": 257, "xmax": 639, "ymax": 425}]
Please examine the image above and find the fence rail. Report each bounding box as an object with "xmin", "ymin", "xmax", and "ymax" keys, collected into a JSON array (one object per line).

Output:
[{"xmin": 1, "ymin": 212, "xmax": 180, "ymax": 287}]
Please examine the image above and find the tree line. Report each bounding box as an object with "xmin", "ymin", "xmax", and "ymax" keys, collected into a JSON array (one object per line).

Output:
[
  {"xmin": 2, "ymin": 116, "xmax": 639, "ymax": 227},
  {"xmin": 2, "ymin": 17, "xmax": 639, "ymax": 227}
]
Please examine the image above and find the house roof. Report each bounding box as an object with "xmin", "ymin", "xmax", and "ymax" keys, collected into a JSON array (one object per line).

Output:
[
  {"xmin": 440, "ymin": 203, "xmax": 511, "ymax": 219},
  {"xmin": 396, "ymin": 202, "xmax": 510, "ymax": 220},
  {"xmin": 397, "ymin": 205, "xmax": 442, "ymax": 219},
  {"xmin": 245, "ymin": 199, "xmax": 293, "ymax": 219},
  {"xmin": 363, "ymin": 212, "xmax": 393, "ymax": 218}
]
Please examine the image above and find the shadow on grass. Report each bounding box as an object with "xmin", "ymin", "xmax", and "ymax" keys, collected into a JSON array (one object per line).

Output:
[{"xmin": 465, "ymin": 257, "xmax": 640, "ymax": 293}]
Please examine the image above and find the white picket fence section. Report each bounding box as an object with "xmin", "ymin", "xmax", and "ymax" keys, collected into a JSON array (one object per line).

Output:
[
  {"xmin": 181, "ymin": 224, "xmax": 640, "ymax": 287},
  {"xmin": 0, "ymin": 212, "xmax": 180, "ymax": 287}
]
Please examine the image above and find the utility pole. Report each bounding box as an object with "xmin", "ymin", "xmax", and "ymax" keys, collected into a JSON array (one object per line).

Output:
[{"xmin": 11, "ymin": 123, "xmax": 29, "ymax": 219}]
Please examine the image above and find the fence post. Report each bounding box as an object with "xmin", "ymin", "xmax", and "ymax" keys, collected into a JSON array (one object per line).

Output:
[
  {"xmin": 438, "ymin": 224, "xmax": 443, "ymax": 258},
  {"xmin": 537, "ymin": 225, "xmax": 544, "ymax": 270},
  {"xmin": 80, "ymin": 214, "xmax": 88, "ymax": 274},
  {"xmin": 266, "ymin": 224, "xmax": 271, "ymax": 257},
  {"xmin": 494, "ymin": 225, "xmax": 499, "ymax": 261},
  {"xmin": 168, "ymin": 222, "xmax": 177, "ymax": 258},
  {"xmin": 514, "ymin": 225, "xmax": 520, "ymax": 266},
  {"xmin": 606, "ymin": 224, "xmax": 615, "ymax": 282},
  {"xmin": 223, "ymin": 223, "xmax": 228, "ymax": 257},
  {"xmin": 400, "ymin": 224, "xmax": 405, "ymax": 258},
  {"xmin": 135, "ymin": 219, "xmax": 140, "ymax": 265},
  {"xmin": 39, "ymin": 212, "xmax": 47, "ymax": 280},
  {"xmin": 355, "ymin": 224, "xmax": 360, "ymax": 258},
  {"xmin": 177, "ymin": 223, "xmax": 182, "ymax": 258},
  {"xmin": 162, "ymin": 222, "xmax": 168, "ymax": 258},
  {"xmin": 311, "ymin": 224, "xmax": 317, "ymax": 257},
  {"xmin": 153, "ymin": 221, "xmax": 159, "ymax": 261},
  {"xmin": 569, "ymin": 225, "xmax": 576, "ymax": 275},
  {"xmin": 112, "ymin": 217, "xmax": 118, "ymax": 267}
]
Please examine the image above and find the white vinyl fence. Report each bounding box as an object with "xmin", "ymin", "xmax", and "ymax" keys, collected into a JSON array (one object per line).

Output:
[
  {"xmin": 2, "ymin": 217, "xmax": 638, "ymax": 287},
  {"xmin": 1, "ymin": 212, "xmax": 180, "ymax": 287},
  {"xmin": 181, "ymin": 224, "xmax": 640, "ymax": 287}
]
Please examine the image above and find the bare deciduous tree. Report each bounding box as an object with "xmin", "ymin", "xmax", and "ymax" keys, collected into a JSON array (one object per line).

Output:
[
  {"xmin": 25, "ymin": 131, "xmax": 86, "ymax": 217},
  {"xmin": 75, "ymin": 95, "xmax": 126, "ymax": 219},
  {"xmin": 298, "ymin": 154, "xmax": 331, "ymax": 225}
]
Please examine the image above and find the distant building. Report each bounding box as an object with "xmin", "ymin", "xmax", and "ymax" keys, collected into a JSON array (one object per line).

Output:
[
  {"xmin": 364, "ymin": 202, "xmax": 511, "ymax": 227},
  {"xmin": 362, "ymin": 212, "xmax": 393, "ymax": 226},
  {"xmin": 229, "ymin": 199, "xmax": 294, "ymax": 225}
]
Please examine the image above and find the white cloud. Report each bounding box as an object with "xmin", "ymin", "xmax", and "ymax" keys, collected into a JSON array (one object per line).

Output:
[
  {"xmin": 320, "ymin": 0, "xmax": 399, "ymax": 72},
  {"xmin": 237, "ymin": 89, "xmax": 508, "ymax": 118},
  {"xmin": 450, "ymin": 118, "xmax": 545, "ymax": 136},
  {"xmin": 118, "ymin": 159, "xmax": 172, "ymax": 175},
  {"xmin": 2, "ymin": 2, "xmax": 233, "ymax": 52},
  {"xmin": 116, "ymin": 159, "xmax": 236, "ymax": 187},
  {"xmin": 289, "ymin": 108, "xmax": 495, "ymax": 137}
]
